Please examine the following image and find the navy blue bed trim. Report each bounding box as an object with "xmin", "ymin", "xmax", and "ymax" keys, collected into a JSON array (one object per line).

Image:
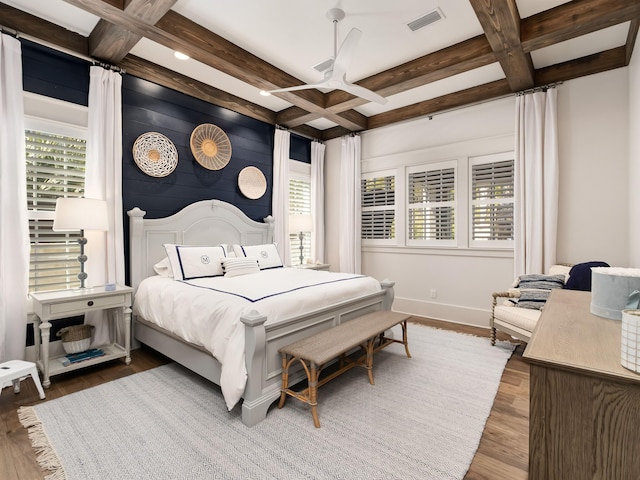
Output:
[{"xmin": 181, "ymin": 275, "xmax": 367, "ymax": 303}]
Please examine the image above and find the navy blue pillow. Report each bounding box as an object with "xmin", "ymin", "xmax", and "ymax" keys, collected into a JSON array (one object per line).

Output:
[{"xmin": 564, "ymin": 261, "xmax": 610, "ymax": 291}]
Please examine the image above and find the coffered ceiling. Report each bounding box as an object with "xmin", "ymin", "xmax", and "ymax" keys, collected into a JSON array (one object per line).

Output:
[{"xmin": 0, "ymin": 0, "xmax": 638, "ymax": 140}]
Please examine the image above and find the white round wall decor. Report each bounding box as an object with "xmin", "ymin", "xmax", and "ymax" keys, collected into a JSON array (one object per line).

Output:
[
  {"xmin": 132, "ymin": 132, "xmax": 178, "ymax": 177},
  {"xmin": 238, "ymin": 166, "xmax": 267, "ymax": 199},
  {"xmin": 190, "ymin": 123, "xmax": 232, "ymax": 170}
]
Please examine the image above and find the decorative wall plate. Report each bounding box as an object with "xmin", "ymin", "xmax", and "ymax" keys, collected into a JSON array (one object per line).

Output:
[
  {"xmin": 238, "ymin": 166, "xmax": 267, "ymax": 199},
  {"xmin": 132, "ymin": 132, "xmax": 178, "ymax": 177},
  {"xmin": 190, "ymin": 123, "xmax": 232, "ymax": 170}
]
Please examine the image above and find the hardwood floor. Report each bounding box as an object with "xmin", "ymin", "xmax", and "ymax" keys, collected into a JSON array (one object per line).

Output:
[{"xmin": 1, "ymin": 319, "xmax": 529, "ymax": 480}]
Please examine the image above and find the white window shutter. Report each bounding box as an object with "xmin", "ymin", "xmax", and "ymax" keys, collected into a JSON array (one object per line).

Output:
[{"xmin": 26, "ymin": 129, "xmax": 87, "ymax": 292}]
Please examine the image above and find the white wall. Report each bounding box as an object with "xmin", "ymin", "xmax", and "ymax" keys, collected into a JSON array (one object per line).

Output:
[
  {"xmin": 325, "ymin": 68, "xmax": 631, "ymax": 327},
  {"xmin": 556, "ymin": 69, "xmax": 629, "ymax": 268},
  {"xmin": 629, "ymin": 34, "xmax": 640, "ymax": 268}
]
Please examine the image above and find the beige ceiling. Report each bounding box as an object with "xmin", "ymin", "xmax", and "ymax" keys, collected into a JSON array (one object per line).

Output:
[{"xmin": 0, "ymin": 0, "xmax": 638, "ymax": 140}]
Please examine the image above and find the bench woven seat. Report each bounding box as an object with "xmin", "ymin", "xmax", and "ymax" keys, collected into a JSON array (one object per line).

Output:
[{"xmin": 278, "ymin": 310, "xmax": 411, "ymax": 427}]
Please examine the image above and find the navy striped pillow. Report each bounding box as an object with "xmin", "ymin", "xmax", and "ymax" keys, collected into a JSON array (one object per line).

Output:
[
  {"xmin": 517, "ymin": 274, "xmax": 565, "ymax": 290},
  {"xmin": 515, "ymin": 274, "xmax": 565, "ymax": 310}
]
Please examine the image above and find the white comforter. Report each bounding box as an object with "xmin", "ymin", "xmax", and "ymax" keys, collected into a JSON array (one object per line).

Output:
[{"xmin": 133, "ymin": 268, "xmax": 382, "ymax": 409}]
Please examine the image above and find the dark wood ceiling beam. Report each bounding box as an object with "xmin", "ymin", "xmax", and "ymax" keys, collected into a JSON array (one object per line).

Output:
[
  {"xmin": 0, "ymin": 2, "xmax": 88, "ymax": 55},
  {"xmin": 89, "ymin": 0, "xmax": 177, "ymax": 63},
  {"xmin": 521, "ymin": 0, "xmax": 640, "ymax": 52},
  {"xmin": 469, "ymin": 0, "xmax": 534, "ymax": 91},
  {"xmin": 61, "ymin": 0, "xmax": 367, "ymax": 131},
  {"xmin": 320, "ymin": 126, "xmax": 354, "ymax": 142},
  {"xmin": 365, "ymin": 79, "xmax": 513, "ymax": 132},
  {"xmin": 535, "ymin": 46, "xmax": 627, "ymax": 85},
  {"xmin": 626, "ymin": 19, "xmax": 640, "ymax": 65},
  {"xmin": 119, "ymin": 54, "xmax": 323, "ymax": 139},
  {"xmin": 276, "ymin": 107, "xmax": 322, "ymax": 128},
  {"xmin": 119, "ymin": 54, "xmax": 276, "ymax": 124},
  {"xmin": 323, "ymin": 35, "xmax": 496, "ymax": 112}
]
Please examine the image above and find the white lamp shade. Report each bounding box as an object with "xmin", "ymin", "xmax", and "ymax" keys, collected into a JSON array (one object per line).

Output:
[
  {"xmin": 289, "ymin": 214, "xmax": 314, "ymax": 233},
  {"xmin": 53, "ymin": 197, "xmax": 109, "ymax": 232}
]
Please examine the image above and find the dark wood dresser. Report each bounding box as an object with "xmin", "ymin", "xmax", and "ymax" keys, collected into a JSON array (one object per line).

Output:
[{"xmin": 523, "ymin": 289, "xmax": 640, "ymax": 480}]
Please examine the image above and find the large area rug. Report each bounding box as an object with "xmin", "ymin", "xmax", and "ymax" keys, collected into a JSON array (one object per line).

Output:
[{"xmin": 19, "ymin": 324, "xmax": 514, "ymax": 480}]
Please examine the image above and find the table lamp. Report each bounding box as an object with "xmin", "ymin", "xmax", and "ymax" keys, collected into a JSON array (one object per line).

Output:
[
  {"xmin": 53, "ymin": 197, "xmax": 108, "ymax": 289},
  {"xmin": 289, "ymin": 214, "xmax": 313, "ymax": 265}
]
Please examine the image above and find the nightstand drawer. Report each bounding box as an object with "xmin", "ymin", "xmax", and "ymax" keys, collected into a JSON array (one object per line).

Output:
[{"xmin": 49, "ymin": 293, "xmax": 127, "ymax": 316}]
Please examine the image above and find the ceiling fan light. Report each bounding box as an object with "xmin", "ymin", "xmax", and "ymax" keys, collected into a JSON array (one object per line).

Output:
[
  {"xmin": 259, "ymin": 90, "xmax": 271, "ymax": 97},
  {"xmin": 174, "ymin": 51, "xmax": 189, "ymax": 60}
]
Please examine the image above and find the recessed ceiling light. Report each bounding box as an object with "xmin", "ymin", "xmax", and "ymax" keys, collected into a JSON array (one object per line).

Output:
[{"xmin": 174, "ymin": 51, "xmax": 189, "ymax": 60}]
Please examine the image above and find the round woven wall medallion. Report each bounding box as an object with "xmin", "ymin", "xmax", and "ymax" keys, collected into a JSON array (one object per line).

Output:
[
  {"xmin": 190, "ymin": 123, "xmax": 232, "ymax": 170},
  {"xmin": 238, "ymin": 166, "xmax": 267, "ymax": 199},
  {"xmin": 132, "ymin": 132, "xmax": 178, "ymax": 177}
]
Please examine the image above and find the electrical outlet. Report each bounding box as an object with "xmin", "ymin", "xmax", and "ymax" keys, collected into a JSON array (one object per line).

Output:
[{"xmin": 430, "ymin": 289, "xmax": 437, "ymax": 299}]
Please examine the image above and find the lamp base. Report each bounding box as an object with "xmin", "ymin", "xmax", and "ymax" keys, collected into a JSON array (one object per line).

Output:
[{"xmin": 298, "ymin": 231, "xmax": 305, "ymax": 265}]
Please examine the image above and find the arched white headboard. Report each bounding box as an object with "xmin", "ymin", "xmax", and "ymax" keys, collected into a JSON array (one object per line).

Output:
[{"xmin": 128, "ymin": 199, "xmax": 274, "ymax": 291}]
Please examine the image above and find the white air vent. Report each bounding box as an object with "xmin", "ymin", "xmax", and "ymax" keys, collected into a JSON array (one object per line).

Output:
[{"xmin": 407, "ymin": 7, "xmax": 445, "ymax": 32}]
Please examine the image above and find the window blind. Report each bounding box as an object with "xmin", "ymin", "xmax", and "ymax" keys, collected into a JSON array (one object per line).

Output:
[
  {"xmin": 408, "ymin": 167, "xmax": 455, "ymax": 241},
  {"xmin": 361, "ymin": 175, "xmax": 395, "ymax": 240},
  {"xmin": 26, "ymin": 129, "xmax": 86, "ymax": 292},
  {"xmin": 471, "ymin": 159, "xmax": 514, "ymax": 241},
  {"xmin": 289, "ymin": 177, "xmax": 312, "ymax": 264}
]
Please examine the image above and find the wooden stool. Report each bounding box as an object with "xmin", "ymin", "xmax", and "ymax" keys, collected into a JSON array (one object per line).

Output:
[{"xmin": 0, "ymin": 360, "xmax": 46, "ymax": 399}]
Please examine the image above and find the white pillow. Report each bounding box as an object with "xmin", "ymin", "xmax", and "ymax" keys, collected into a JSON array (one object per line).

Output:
[
  {"xmin": 221, "ymin": 257, "xmax": 260, "ymax": 278},
  {"xmin": 153, "ymin": 257, "xmax": 172, "ymax": 277},
  {"xmin": 163, "ymin": 244, "xmax": 226, "ymax": 280},
  {"xmin": 219, "ymin": 244, "xmax": 236, "ymax": 258},
  {"xmin": 233, "ymin": 243, "xmax": 283, "ymax": 270}
]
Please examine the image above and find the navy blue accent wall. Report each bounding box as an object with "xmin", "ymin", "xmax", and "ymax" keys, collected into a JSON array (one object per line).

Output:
[
  {"xmin": 122, "ymin": 76, "xmax": 275, "ymax": 222},
  {"xmin": 21, "ymin": 39, "xmax": 89, "ymax": 105},
  {"xmin": 20, "ymin": 39, "xmax": 311, "ymax": 276}
]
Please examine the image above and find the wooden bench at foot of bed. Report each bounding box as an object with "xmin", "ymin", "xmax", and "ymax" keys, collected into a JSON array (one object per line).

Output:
[{"xmin": 277, "ymin": 310, "xmax": 412, "ymax": 428}]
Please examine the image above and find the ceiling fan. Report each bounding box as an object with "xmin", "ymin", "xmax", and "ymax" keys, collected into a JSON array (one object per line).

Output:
[{"xmin": 261, "ymin": 8, "xmax": 387, "ymax": 105}]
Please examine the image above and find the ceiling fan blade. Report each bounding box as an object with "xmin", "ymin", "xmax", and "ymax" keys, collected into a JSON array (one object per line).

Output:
[
  {"xmin": 264, "ymin": 83, "xmax": 324, "ymax": 95},
  {"xmin": 332, "ymin": 28, "xmax": 362, "ymax": 79},
  {"xmin": 342, "ymin": 82, "xmax": 388, "ymax": 105}
]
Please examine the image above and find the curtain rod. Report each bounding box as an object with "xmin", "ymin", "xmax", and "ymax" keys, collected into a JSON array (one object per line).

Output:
[
  {"xmin": 0, "ymin": 25, "xmax": 19, "ymax": 38},
  {"xmin": 2, "ymin": 25, "xmax": 125, "ymax": 74},
  {"xmin": 516, "ymin": 81, "xmax": 563, "ymax": 96}
]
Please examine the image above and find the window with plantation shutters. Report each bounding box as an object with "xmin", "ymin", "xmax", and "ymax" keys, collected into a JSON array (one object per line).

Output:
[
  {"xmin": 361, "ymin": 172, "xmax": 396, "ymax": 243},
  {"xmin": 289, "ymin": 162, "xmax": 312, "ymax": 265},
  {"xmin": 407, "ymin": 162, "xmax": 456, "ymax": 245},
  {"xmin": 470, "ymin": 153, "xmax": 514, "ymax": 247},
  {"xmin": 26, "ymin": 128, "xmax": 87, "ymax": 292}
]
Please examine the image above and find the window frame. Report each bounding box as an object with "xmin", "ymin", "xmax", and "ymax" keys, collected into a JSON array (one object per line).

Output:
[
  {"xmin": 406, "ymin": 160, "xmax": 458, "ymax": 248},
  {"xmin": 288, "ymin": 160, "xmax": 313, "ymax": 265},
  {"xmin": 468, "ymin": 152, "xmax": 515, "ymax": 249},
  {"xmin": 360, "ymin": 169, "xmax": 397, "ymax": 246},
  {"xmin": 25, "ymin": 93, "xmax": 88, "ymax": 293}
]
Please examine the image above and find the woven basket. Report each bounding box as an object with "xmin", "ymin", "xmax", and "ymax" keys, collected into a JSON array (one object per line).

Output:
[{"xmin": 56, "ymin": 324, "xmax": 94, "ymax": 354}]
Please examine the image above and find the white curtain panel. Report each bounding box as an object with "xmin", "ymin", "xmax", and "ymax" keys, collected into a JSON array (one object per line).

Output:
[
  {"xmin": 339, "ymin": 135, "xmax": 362, "ymax": 274},
  {"xmin": 84, "ymin": 66, "xmax": 124, "ymax": 347},
  {"xmin": 272, "ymin": 128, "xmax": 291, "ymax": 265},
  {"xmin": 514, "ymin": 88, "xmax": 559, "ymax": 276},
  {"xmin": 311, "ymin": 140, "xmax": 325, "ymax": 263},
  {"xmin": 0, "ymin": 34, "xmax": 28, "ymax": 362}
]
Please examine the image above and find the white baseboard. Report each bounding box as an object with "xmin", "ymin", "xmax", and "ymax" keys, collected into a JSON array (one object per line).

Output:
[{"xmin": 392, "ymin": 297, "xmax": 490, "ymax": 329}]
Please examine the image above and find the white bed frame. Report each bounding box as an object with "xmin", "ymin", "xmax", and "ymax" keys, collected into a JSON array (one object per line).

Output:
[{"xmin": 128, "ymin": 199, "xmax": 395, "ymax": 426}]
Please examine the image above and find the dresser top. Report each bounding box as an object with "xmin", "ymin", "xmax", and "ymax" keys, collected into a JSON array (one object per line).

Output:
[{"xmin": 523, "ymin": 289, "xmax": 640, "ymax": 384}]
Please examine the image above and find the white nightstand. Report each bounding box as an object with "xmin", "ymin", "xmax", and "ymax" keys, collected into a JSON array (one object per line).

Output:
[
  {"xmin": 294, "ymin": 263, "xmax": 331, "ymax": 271},
  {"xmin": 30, "ymin": 285, "xmax": 133, "ymax": 388}
]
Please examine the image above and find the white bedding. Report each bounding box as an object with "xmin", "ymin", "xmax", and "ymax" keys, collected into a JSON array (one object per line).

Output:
[{"xmin": 133, "ymin": 268, "xmax": 381, "ymax": 410}]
